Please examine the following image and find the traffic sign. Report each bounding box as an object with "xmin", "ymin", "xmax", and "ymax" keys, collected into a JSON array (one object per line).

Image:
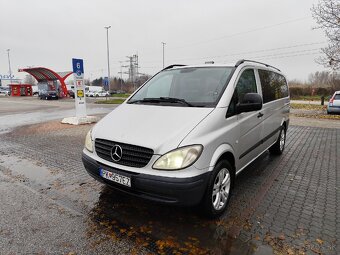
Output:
[
  {"xmin": 72, "ymin": 59, "xmax": 84, "ymax": 78},
  {"xmin": 72, "ymin": 58, "xmax": 86, "ymax": 118}
]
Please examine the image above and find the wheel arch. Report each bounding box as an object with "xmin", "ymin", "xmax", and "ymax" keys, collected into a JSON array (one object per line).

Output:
[{"xmin": 208, "ymin": 144, "xmax": 236, "ymax": 177}]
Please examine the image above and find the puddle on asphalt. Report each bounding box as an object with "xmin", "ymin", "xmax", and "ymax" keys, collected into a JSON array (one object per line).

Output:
[
  {"xmin": 0, "ymin": 154, "xmax": 61, "ymax": 184},
  {"xmin": 87, "ymin": 186, "xmax": 272, "ymax": 255},
  {"xmin": 83, "ymin": 153, "xmax": 277, "ymax": 254}
]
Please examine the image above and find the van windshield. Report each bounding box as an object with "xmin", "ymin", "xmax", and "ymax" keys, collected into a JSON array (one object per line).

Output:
[{"xmin": 128, "ymin": 67, "xmax": 234, "ymax": 107}]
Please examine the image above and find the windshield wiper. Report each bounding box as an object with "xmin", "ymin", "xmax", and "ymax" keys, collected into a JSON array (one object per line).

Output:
[
  {"xmin": 159, "ymin": 97, "xmax": 194, "ymax": 107},
  {"xmin": 128, "ymin": 97, "xmax": 194, "ymax": 107}
]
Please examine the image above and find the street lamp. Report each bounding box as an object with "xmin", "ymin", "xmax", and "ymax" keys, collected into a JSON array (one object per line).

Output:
[
  {"xmin": 104, "ymin": 26, "xmax": 111, "ymax": 91},
  {"xmin": 6, "ymin": 49, "xmax": 12, "ymax": 84},
  {"xmin": 161, "ymin": 42, "xmax": 166, "ymax": 68}
]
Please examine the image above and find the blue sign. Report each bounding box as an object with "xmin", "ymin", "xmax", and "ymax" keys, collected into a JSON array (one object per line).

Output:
[
  {"xmin": 103, "ymin": 77, "xmax": 109, "ymax": 90},
  {"xmin": 72, "ymin": 58, "xmax": 84, "ymax": 77}
]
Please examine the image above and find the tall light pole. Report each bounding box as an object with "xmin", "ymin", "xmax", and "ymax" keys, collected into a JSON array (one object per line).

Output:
[
  {"xmin": 104, "ymin": 26, "xmax": 111, "ymax": 91},
  {"xmin": 6, "ymin": 49, "xmax": 12, "ymax": 84},
  {"xmin": 118, "ymin": 61, "xmax": 123, "ymax": 91},
  {"xmin": 161, "ymin": 42, "xmax": 166, "ymax": 68}
]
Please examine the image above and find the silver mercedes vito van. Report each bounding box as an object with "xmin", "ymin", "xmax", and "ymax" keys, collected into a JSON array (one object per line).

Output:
[{"xmin": 82, "ymin": 60, "xmax": 290, "ymax": 217}]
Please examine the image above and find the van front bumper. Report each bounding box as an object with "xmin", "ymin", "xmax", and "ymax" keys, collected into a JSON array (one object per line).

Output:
[{"xmin": 82, "ymin": 152, "xmax": 210, "ymax": 206}]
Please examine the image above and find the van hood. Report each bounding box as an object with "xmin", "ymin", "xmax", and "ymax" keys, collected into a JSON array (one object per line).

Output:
[{"xmin": 93, "ymin": 104, "xmax": 214, "ymax": 154}]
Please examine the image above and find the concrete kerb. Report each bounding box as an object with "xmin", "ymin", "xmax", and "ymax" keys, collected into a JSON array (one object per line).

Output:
[{"xmin": 61, "ymin": 116, "xmax": 100, "ymax": 125}]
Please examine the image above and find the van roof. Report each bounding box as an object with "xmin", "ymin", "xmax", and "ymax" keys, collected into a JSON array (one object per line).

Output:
[{"xmin": 165, "ymin": 60, "xmax": 282, "ymax": 74}]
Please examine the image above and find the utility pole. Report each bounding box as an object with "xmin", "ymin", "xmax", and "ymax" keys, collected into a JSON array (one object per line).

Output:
[
  {"xmin": 161, "ymin": 42, "xmax": 166, "ymax": 68},
  {"xmin": 118, "ymin": 61, "xmax": 124, "ymax": 91},
  {"xmin": 6, "ymin": 49, "xmax": 12, "ymax": 84},
  {"xmin": 104, "ymin": 26, "xmax": 111, "ymax": 91}
]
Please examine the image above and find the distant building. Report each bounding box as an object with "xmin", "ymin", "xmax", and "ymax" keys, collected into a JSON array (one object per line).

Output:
[{"xmin": 0, "ymin": 74, "xmax": 21, "ymax": 87}]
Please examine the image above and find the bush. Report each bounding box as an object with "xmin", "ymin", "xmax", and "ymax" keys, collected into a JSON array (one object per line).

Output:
[{"xmin": 289, "ymin": 86, "xmax": 333, "ymax": 99}]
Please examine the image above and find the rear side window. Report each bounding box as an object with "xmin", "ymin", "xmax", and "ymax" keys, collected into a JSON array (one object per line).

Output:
[
  {"xmin": 334, "ymin": 94, "xmax": 340, "ymax": 100},
  {"xmin": 258, "ymin": 70, "xmax": 288, "ymax": 103}
]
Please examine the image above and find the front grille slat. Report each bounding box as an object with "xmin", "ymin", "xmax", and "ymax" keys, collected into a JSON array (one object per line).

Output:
[{"xmin": 95, "ymin": 139, "xmax": 154, "ymax": 168}]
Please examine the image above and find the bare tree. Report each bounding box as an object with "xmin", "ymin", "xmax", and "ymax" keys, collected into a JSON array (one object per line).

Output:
[
  {"xmin": 311, "ymin": 0, "xmax": 340, "ymax": 69},
  {"xmin": 24, "ymin": 74, "xmax": 36, "ymax": 85}
]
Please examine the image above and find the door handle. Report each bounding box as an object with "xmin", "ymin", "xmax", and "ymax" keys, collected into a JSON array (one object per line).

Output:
[{"xmin": 257, "ymin": 112, "xmax": 264, "ymax": 118}]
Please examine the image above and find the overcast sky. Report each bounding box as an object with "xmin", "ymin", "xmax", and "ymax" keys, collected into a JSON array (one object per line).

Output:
[{"xmin": 0, "ymin": 0, "xmax": 328, "ymax": 83}]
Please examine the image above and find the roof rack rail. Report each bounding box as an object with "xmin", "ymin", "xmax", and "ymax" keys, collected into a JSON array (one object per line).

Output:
[
  {"xmin": 162, "ymin": 64, "xmax": 186, "ymax": 71},
  {"xmin": 235, "ymin": 59, "xmax": 281, "ymax": 72}
]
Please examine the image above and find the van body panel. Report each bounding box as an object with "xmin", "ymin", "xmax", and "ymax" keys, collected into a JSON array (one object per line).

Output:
[
  {"xmin": 82, "ymin": 61, "xmax": 290, "ymax": 208},
  {"xmin": 92, "ymin": 104, "xmax": 214, "ymax": 155},
  {"xmin": 260, "ymin": 98, "xmax": 290, "ymax": 151},
  {"xmin": 178, "ymin": 108, "xmax": 238, "ymax": 170}
]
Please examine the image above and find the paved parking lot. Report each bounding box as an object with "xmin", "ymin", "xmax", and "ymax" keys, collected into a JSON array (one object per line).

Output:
[
  {"xmin": 0, "ymin": 119, "xmax": 338, "ymax": 254},
  {"xmin": 0, "ymin": 97, "xmax": 339, "ymax": 254}
]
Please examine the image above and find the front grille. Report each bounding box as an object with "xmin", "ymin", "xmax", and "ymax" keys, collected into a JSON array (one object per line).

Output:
[{"xmin": 95, "ymin": 138, "xmax": 154, "ymax": 168}]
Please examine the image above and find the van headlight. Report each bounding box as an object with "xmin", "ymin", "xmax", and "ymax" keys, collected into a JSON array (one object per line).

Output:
[
  {"xmin": 153, "ymin": 145, "xmax": 203, "ymax": 170},
  {"xmin": 85, "ymin": 129, "xmax": 93, "ymax": 152}
]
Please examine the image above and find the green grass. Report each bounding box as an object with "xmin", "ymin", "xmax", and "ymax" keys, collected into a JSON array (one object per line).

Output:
[
  {"xmin": 290, "ymin": 103, "xmax": 326, "ymax": 110},
  {"xmin": 113, "ymin": 93, "xmax": 130, "ymax": 98},
  {"xmin": 290, "ymin": 95, "xmax": 330, "ymax": 101},
  {"xmin": 94, "ymin": 98, "xmax": 126, "ymax": 104}
]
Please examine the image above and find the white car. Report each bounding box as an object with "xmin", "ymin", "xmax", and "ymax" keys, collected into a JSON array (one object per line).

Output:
[
  {"xmin": 0, "ymin": 87, "xmax": 10, "ymax": 96},
  {"xmin": 82, "ymin": 60, "xmax": 290, "ymax": 218},
  {"xmin": 94, "ymin": 90, "xmax": 110, "ymax": 97},
  {"xmin": 327, "ymin": 91, "xmax": 340, "ymax": 114},
  {"xmin": 86, "ymin": 91, "xmax": 95, "ymax": 97}
]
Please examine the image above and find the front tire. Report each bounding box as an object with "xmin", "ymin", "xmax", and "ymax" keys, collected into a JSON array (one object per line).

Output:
[
  {"xmin": 201, "ymin": 160, "xmax": 234, "ymax": 218},
  {"xmin": 269, "ymin": 126, "xmax": 286, "ymax": 155}
]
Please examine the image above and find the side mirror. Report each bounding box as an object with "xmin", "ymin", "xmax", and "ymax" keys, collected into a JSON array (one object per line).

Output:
[{"xmin": 236, "ymin": 93, "xmax": 263, "ymax": 114}]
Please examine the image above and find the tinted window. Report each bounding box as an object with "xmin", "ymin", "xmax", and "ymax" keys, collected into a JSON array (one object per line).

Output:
[
  {"xmin": 227, "ymin": 69, "xmax": 257, "ymax": 114},
  {"xmin": 334, "ymin": 94, "xmax": 340, "ymax": 100},
  {"xmin": 258, "ymin": 70, "xmax": 288, "ymax": 103}
]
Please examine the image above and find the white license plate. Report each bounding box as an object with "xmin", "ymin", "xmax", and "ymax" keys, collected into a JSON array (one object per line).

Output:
[{"xmin": 100, "ymin": 168, "xmax": 131, "ymax": 187}]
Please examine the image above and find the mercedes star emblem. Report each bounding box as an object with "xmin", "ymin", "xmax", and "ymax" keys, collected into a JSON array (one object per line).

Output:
[{"xmin": 111, "ymin": 145, "xmax": 123, "ymax": 162}]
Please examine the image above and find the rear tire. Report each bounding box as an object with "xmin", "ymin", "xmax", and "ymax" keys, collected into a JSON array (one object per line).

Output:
[
  {"xmin": 201, "ymin": 160, "xmax": 234, "ymax": 218},
  {"xmin": 269, "ymin": 126, "xmax": 286, "ymax": 155}
]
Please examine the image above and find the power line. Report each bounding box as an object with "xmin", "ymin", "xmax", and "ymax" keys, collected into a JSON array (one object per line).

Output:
[
  {"xmin": 168, "ymin": 16, "xmax": 312, "ymax": 50},
  {"xmin": 139, "ymin": 51, "xmax": 323, "ymax": 71},
  {"xmin": 168, "ymin": 42, "xmax": 326, "ymax": 62},
  {"xmin": 140, "ymin": 41, "xmax": 326, "ymax": 65}
]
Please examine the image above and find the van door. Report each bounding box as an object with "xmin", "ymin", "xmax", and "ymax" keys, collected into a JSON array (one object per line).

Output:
[
  {"xmin": 227, "ymin": 69, "xmax": 264, "ymax": 171},
  {"xmin": 257, "ymin": 69, "xmax": 289, "ymax": 151}
]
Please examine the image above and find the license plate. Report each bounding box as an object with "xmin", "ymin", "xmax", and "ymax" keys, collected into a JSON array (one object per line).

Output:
[{"xmin": 99, "ymin": 168, "xmax": 131, "ymax": 187}]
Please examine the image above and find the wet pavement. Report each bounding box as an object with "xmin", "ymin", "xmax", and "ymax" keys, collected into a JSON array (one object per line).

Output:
[
  {"xmin": 0, "ymin": 96, "xmax": 114, "ymax": 133},
  {"xmin": 0, "ymin": 97, "xmax": 339, "ymax": 254}
]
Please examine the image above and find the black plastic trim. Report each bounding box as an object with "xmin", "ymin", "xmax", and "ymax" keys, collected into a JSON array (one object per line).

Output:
[
  {"xmin": 82, "ymin": 152, "xmax": 210, "ymax": 206},
  {"xmin": 239, "ymin": 126, "xmax": 281, "ymax": 159}
]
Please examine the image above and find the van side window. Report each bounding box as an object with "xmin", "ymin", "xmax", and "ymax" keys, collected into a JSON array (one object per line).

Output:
[
  {"xmin": 259, "ymin": 70, "xmax": 288, "ymax": 103},
  {"xmin": 227, "ymin": 69, "xmax": 257, "ymax": 115}
]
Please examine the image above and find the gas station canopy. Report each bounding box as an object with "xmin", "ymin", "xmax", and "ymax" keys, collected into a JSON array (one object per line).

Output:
[{"xmin": 18, "ymin": 67, "xmax": 73, "ymax": 96}]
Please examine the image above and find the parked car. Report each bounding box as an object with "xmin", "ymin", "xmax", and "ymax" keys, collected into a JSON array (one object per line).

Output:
[
  {"xmin": 327, "ymin": 91, "xmax": 340, "ymax": 114},
  {"xmin": 82, "ymin": 60, "xmax": 290, "ymax": 218},
  {"xmin": 94, "ymin": 90, "xmax": 110, "ymax": 97},
  {"xmin": 109, "ymin": 90, "xmax": 117, "ymax": 95},
  {"xmin": 86, "ymin": 91, "xmax": 95, "ymax": 97},
  {"xmin": 68, "ymin": 90, "xmax": 75, "ymax": 98},
  {"xmin": 39, "ymin": 90, "xmax": 58, "ymax": 100},
  {"xmin": 0, "ymin": 87, "xmax": 10, "ymax": 96}
]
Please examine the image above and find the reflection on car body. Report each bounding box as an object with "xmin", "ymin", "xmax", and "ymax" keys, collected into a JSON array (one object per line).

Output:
[{"xmin": 82, "ymin": 60, "xmax": 290, "ymax": 218}]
